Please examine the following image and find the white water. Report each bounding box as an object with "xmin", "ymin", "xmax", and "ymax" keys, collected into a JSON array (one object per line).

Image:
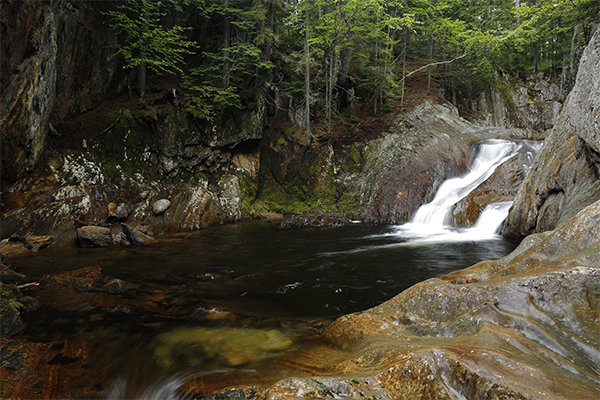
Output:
[{"xmin": 392, "ymin": 139, "xmax": 537, "ymax": 245}]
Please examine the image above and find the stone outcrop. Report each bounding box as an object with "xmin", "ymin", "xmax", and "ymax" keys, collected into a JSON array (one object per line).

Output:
[
  {"xmin": 503, "ymin": 26, "xmax": 600, "ymax": 238},
  {"xmin": 0, "ymin": 153, "xmax": 245, "ymax": 253},
  {"xmin": 472, "ymin": 72, "xmax": 563, "ymax": 133}
]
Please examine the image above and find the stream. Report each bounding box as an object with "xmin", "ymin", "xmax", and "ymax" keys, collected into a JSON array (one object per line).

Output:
[{"xmin": 12, "ymin": 139, "xmax": 541, "ymax": 398}]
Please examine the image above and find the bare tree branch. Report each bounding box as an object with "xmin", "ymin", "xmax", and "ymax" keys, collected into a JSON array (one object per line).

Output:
[{"xmin": 400, "ymin": 47, "xmax": 481, "ymax": 83}]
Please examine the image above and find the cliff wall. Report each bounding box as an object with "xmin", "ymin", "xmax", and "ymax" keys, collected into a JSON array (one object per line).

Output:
[
  {"xmin": 503, "ymin": 25, "xmax": 600, "ymax": 238},
  {"xmin": 0, "ymin": 0, "xmax": 120, "ymax": 182}
]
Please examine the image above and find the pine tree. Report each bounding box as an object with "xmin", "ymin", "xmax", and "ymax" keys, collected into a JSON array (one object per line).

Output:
[{"xmin": 105, "ymin": 0, "xmax": 195, "ymax": 99}]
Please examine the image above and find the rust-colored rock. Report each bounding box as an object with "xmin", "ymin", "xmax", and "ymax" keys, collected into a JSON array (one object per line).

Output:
[
  {"xmin": 41, "ymin": 265, "xmax": 102, "ymax": 291},
  {"xmin": 0, "ymin": 338, "xmax": 95, "ymax": 399}
]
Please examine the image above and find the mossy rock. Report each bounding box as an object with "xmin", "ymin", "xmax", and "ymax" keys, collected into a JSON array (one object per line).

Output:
[
  {"xmin": 0, "ymin": 266, "xmax": 28, "ymax": 286},
  {"xmin": 0, "ymin": 283, "xmax": 39, "ymax": 338}
]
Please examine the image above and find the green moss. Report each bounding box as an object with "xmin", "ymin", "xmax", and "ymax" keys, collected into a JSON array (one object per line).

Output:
[{"xmin": 276, "ymin": 137, "xmax": 288, "ymax": 149}]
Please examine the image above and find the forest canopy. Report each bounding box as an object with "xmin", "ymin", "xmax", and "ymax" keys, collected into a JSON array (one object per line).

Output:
[{"xmin": 106, "ymin": 0, "xmax": 600, "ymax": 127}]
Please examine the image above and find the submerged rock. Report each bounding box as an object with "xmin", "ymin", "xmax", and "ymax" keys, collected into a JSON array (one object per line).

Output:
[
  {"xmin": 101, "ymin": 279, "xmax": 136, "ymax": 294},
  {"xmin": 41, "ymin": 265, "xmax": 102, "ymax": 292},
  {"xmin": 0, "ymin": 279, "xmax": 40, "ymax": 338},
  {"xmin": 154, "ymin": 326, "xmax": 294, "ymax": 368}
]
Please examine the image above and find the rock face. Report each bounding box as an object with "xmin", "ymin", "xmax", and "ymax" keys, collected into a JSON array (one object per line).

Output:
[
  {"xmin": 473, "ymin": 73, "xmax": 563, "ymax": 132},
  {"xmin": 0, "ymin": 0, "xmax": 120, "ymax": 182},
  {"xmin": 503, "ymin": 27, "xmax": 600, "ymax": 238},
  {"xmin": 0, "ymin": 153, "xmax": 244, "ymax": 251},
  {"xmin": 243, "ymin": 200, "xmax": 600, "ymax": 400}
]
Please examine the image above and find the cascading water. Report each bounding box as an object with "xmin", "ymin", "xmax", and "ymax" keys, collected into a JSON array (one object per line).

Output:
[{"xmin": 394, "ymin": 139, "xmax": 541, "ymax": 244}]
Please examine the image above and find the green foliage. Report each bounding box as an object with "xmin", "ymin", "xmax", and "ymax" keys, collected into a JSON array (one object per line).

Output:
[
  {"xmin": 105, "ymin": 0, "xmax": 195, "ymax": 76},
  {"xmin": 183, "ymin": 0, "xmax": 275, "ymax": 121}
]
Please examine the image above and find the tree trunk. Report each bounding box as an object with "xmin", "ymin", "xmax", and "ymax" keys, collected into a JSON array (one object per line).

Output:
[
  {"xmin": 138, "ymin": 60, "xmax": 147, "ymax": 99},
  {"xmin": 401, "ymin": 28, "xmax": 408, "ymax": 107},
  {"xmin": 305, "ymin": 2, "xmax": 311, "ymax": 147},
  {"xmin": 427, "ymin": 33, "xmax": 433, "ymax": 96},
  {"xmin": 223, "ymin": 0, "xmax": 231, "ymax": 89}
]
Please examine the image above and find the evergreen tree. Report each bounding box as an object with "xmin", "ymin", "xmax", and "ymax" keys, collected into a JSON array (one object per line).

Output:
[{"xmin": 105, "ymin": 0, "xmax": 195, "ymax": 99}]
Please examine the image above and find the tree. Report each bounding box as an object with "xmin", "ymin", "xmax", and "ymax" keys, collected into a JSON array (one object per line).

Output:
[
  {"xmin": 106, "ymin": 0, "xmax": 195, "ymax": 99},
  {"xmin": 183, "ymin": 0, "xmax": 274, "ymax": 121}
]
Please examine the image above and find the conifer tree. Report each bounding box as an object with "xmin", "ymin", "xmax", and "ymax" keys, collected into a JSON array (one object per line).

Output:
[{"xmin": 105, "ymin": 0, "xmax": 195, "ymax": 99}]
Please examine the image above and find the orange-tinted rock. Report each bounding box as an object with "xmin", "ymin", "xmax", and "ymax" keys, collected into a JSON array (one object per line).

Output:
[
  {"xmin": 41, "ymin": 265, "xmax": 102, "ymax": 292},
  {"xmin": 0, "ymin": 338, "xmax": 96, "ymax": 399}
]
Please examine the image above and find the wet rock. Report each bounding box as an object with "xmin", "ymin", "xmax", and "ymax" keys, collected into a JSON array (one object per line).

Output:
[
  {"xmin": 120, "ymin": 223, "xmax": 159, "ymax": 246},
  {"xmin": 76, "ymin": 226, "xmax": 113, "ymax": 248},
  {"xmin": 22, "ymin": 235, "xmax": 55, "ymax": 251},
  {"xmin": 239, "ymin": 200, "xmax": 600, "ymax": 400},
  {"xmin": 0, "ymin": 241, "xmax": 30, "ymax": 259},
  {"xmin": 41, "ymin": 265, "xmax": 102, "ymax": 291},
  {"xmin": 0, "ymin": 338, "xmax": 91, "ymax": 399},
  {"xmin": 504, "ymin": 27, "xmax": 600, "ymax": 238},
  {"xmin": 107, "ymin": 202, "xmax": 130, "ymax": 223},
  {"xmin": 0, "ymin": 265, "xmax": 28, "ymax": 286},
  {"xmin": 279, "ymin": 213, "xmax": 352, "ymax": 229},
  {"xmin": 0, "ymin": 235, "xmax": 55, "ymax": 260},
  {"xmin": 101, "ymin": 279, "xmax": 136, "ymax": 294},
  {"xmin": 152, "ymin": 199, "xmax": 171, "ymax": 216}
]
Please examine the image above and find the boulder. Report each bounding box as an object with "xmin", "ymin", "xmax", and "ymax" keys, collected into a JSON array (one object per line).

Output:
[
  {"xmin": 76, "ymin": 226, "xmax": 113, "ymax": 248},
  {"xmin": 120, "ymin": 223, "xmax": 158, "ymax": 246},
  {"xmin": 151, "ymin": 199, "xmax": 171, "ymax": 216}
]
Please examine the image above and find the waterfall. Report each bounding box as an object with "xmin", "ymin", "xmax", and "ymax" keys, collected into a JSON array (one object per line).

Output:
[{"xmin": 395, "ymin": 139, "xmax": 540, "ymax": 244}]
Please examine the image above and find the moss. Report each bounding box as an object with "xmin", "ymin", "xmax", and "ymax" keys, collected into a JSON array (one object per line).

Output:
[
  {"xmin": 276, "ymin": 137, "xmax": 288, "ymax": 149},
  {"xmin": 0, "ymin": 269, "xmax": 28, "ymax": 286},
  {"xmin": 0, "ymin": 283, "xmax": 38, "ymax": 338}
]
